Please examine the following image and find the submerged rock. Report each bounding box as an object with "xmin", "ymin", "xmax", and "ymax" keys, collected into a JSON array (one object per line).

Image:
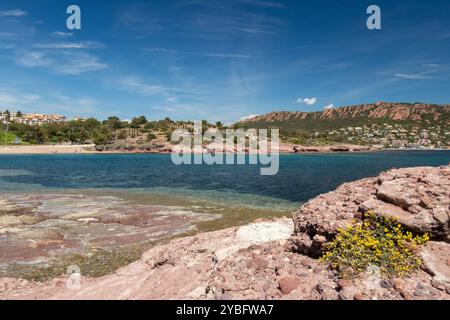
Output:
[{"xmin": 0, "ymin": 194, "xmax": 220, "ymax": 278}]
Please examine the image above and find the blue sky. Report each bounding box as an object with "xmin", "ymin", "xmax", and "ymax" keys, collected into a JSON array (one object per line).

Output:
[{"xmin": 0, "ymin": 0, "xmax": 449, "ymax": 123}]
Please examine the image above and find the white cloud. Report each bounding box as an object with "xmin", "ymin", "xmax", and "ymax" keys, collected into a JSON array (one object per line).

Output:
[
  {"xmin": 15, "ymin": 51, "xmax": 107, "ymax": 75},
  {"xmin": 16, "ymin": 51, "xmax": 53, "ymax": 68},
  {"xmin": 296, "ymin": 97, "xmax": 317, "ymax": 105},
  {"xmin": 145, "ymin": 48, "xmax": 179, "ymax": 53},
  {"xmin": 119, "ymin": 77, "xmax": 167, "ymax": 95},
  {"xmin": 199, "ymin": 53, "xmax": 258, "ymax": 59},
  {"xmin": 166, "ymin": 96, "xmax": 178, "ymax": 103},
  {"xmin": 0, "ymin": 9, "xmax": 27, "ymax": 17},
  {"xmin": 0, "ymin": 32, "xmax": 17, "ymax": 38},
  {"xmin": 153, "ymin": 104, "xmax": 196, "ymax": 114},
  {"xmin": 0, "ymin": 91, "xmax": 40, "ymax": 109},
  {"xmin": 324, "ymin": 104, "xmax": 334, "ymax": 110},
  {"xmin": 239, "ymin": 114, "xmax": 259, "ymax": 121},
  {"xmin": 422, "ymin": 63, "xmax": 441, "ymax": 68},
  {"xmin": 394, "ymin": 73, "xmax": 430, "ymax": 80},
  {"xmin": 239, "ymin": 0, "xmax": 286, "ymax": 9},
  {"xmin": 55, "ymin": 52, "xmax": 107, "ymax": 75},
  {"xmin": 144, "ymin": 48, "xmax": 259, "ymax": 59},
  {"xmin": 51, "ymin": 31, "xmax": 74, "ymax": 38},
  {"xmin": 0, "ymin": 93, "xmax": 18, "ymax": 105},
  {"xmin": 34, "ymin": 41, "xmax": 105, "ymax": 49}
]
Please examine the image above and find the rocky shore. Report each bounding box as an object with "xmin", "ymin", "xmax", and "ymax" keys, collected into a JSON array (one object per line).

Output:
[
  {"xmin": 91, "ymin": 142, "xmax": 373, "ymax": 154},
  {"xmin": 1, "ymin": 164, "xmax": 449, "ymax": 300},
  {"xmin": 0, "ymin": 143, "xmax": 374, "ymax": 154}
]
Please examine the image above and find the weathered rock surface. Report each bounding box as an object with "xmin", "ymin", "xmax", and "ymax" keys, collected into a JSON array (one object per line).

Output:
[
  {"xmin": 288, "ymin": 164, "xmax": 450, "ymax": 298},
  {"xmin": 0, "ymin": 219, "xmax": 313, "ymax": 300},
  {"xmin": 289, "ymin": 164, "xmax": 450, "ymax": 258}
]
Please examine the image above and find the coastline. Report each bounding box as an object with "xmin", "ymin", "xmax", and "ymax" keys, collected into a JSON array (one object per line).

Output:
[
  {"xmin": 0, "ymin": 144, "xmax": 98, "ymax": 154},
  {"xmin": 0, "ymin": 143, "xmax": 447, "ymax": 155}
]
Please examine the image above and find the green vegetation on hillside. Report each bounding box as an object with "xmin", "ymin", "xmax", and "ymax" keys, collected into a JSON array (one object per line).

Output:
[
  {"xmin": 0, "ymin": 131, "xmax": 18, "ymax": 145},
  {"xmin": 234, "ymin": 103, "xmax": 450, "ymax": 147},
  {"xmin": 1, "ymin": 116, "xmax": 215, "ymax": 145}
]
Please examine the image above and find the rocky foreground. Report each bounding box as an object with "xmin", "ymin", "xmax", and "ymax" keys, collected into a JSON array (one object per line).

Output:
[{"xmin": 1, "ymin": 164, "xmax": 449, "ymax": 300}]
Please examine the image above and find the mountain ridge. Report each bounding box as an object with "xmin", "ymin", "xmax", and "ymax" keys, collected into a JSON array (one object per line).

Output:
[{"xmin": 237, "ymin": 102, "xmax": 450, "ymax": 126}]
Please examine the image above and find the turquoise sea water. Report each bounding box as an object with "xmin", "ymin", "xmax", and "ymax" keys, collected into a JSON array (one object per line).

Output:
[
  {"xmin": 1, "ymin": 150, "xmax": 449, "ymax": 278},
  {"xmin": 0, "ymin": 151, "xmax": 449, "ymax": 213}
]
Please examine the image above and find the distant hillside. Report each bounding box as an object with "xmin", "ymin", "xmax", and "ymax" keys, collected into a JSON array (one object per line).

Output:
[{"xmin": 236, "ymin": 102, "xmax": 450, "ymax": 132}]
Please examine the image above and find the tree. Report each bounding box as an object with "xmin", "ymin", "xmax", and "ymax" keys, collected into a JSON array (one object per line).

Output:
[
  {"xmin": 131, "ymin": 115, "xmax": 148, "ymax": 128},
  {"xmin": 5, "ymin": 110, "xmax": 11, "ymax": 122},
  {"xmin": 104, "ymin": 116, "xmax": 123, "ymax": 130},
  {"xmin": 16, "ymin": 111, "xmax": 23, "ymax": 118},
  {"xmin": 144, "ymin": 121, "xmax": 156, "ymax": 130},
  {"xmin": 93, "ymin": 133, "xmax": 110, "ymax": 145},
  {"xmin": 201, "ymin": 120, "xmax": 209, "ymax": 134}
]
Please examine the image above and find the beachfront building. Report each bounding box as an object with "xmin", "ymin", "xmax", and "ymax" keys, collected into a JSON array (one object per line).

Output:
[
  {"xmin": 0, "ymin": 111, "xmax": 67, "ymax": 125},
  {"xmin": 0, "ymin": 111, "xmax": 19, "ymax": 123},
  {"xmin": 16, "ymin": 113, "xmax": 67, "ymax": 125}
]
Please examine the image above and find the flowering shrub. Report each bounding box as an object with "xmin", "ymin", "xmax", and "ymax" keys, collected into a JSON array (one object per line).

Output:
[{"xmin": 321, "ymin": 211, "xmax": 429, "ymax": 278}]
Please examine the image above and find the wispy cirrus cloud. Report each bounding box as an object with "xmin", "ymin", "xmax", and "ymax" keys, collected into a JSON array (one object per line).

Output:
[
  {"xmin": 0, "ymin": 86, "xmax": 104, "ymax": 117},
  {"xmin": 239, "ymin": 0, "xmax": 286, "ymax": 9},
  {"xmin": 145, "ymin": 48, "xmax": 178, "ymax": 54},
  {"xmin": 15, "ymin": 50, "xmax": 107, "ymax": 75},
  {"xmin": 118, "ymin": 77, "xmax": 169, "ymax": 95},
  {"xmin": 394, "ymin": 73, "xmax": 431, "ymax": 80},
  {"xmin": 12, "ymin": 37, "xmax": 107, "ymax": 75},
  {"xmin": 392, "ymin": 62, "xmax": 447, "ymax": 80},
  {"xmin": 34, "ymin": 41, "xmax": 105, "ymax": 49},
  {"xmin": 0, "ymin": 89, "xmax": 40, "ymax": 108},
  {"xmin": 144, "ymin": 48, "xmax": 260, "ymax": 59},
  {"xmin": 15, "ymin": 51, "xmax": 53, "ymax": 68},
  {"xmin": 117, "ymin": 2, "xmax": 284, "ymax": 38},
  {"xmin": 50, "ymin": 31, "xmax": 75, "ymax": 38},
  {"xmin": 200, "ymin": 53, "xmax": 258, "ymax": 59},
  {"xmin": 0, "ymin": 9, "xmax": 27, "ymax": 17},
  {"xmin": 55, "ymin": 52, "xmax": 107, "ymax": 75}
]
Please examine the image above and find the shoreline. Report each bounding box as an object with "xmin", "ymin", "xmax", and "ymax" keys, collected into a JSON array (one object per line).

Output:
[
  {"xmin": 0, "ymin": 144, "xmax": 447, "ymax": 155},
  {"xmin": 0, "ymin": 144, "xmax": 98, "ymax": 154},
  {"xmin": 1, "ymin": 164, "xmax": 449, "ymax": 299}
]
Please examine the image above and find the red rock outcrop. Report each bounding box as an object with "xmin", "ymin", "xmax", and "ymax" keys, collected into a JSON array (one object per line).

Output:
[
  {"xmin": 288, "ymin": 164, "xmax": 450, "ymax": 298},
  {"xmin": 289, "ymin": 164, "xmax": 450, "ymax": 258},
  {"xmin": 239, "ymin": 102, "xmax": 450, "ymax": 124}
]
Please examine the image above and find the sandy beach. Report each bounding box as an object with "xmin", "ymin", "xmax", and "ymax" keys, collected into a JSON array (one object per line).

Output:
[
  {"xmin": 0, "ymin": 144, "xmax": 97, "ymax": 154},
  {"xmin": 1, "ymin": 143, "xmax": 442, "ymax": 155}
]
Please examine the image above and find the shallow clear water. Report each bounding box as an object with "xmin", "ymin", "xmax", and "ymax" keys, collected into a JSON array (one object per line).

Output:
[
  {"xmin": 0, "ymin": 151, "xmax": 449, "ymax": 212},
  {"xmin": 1, "ymin": 151, "xmax": 449, "ymax": 279}
]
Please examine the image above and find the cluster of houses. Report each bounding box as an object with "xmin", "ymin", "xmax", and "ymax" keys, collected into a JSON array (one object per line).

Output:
[
  {"xmin": 0, "ymin": 110, "xmax": 67, "ymax": 126},
  {"xmin": 318, "ymin": 123, "xmax": 450, "ymax": 149}
]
